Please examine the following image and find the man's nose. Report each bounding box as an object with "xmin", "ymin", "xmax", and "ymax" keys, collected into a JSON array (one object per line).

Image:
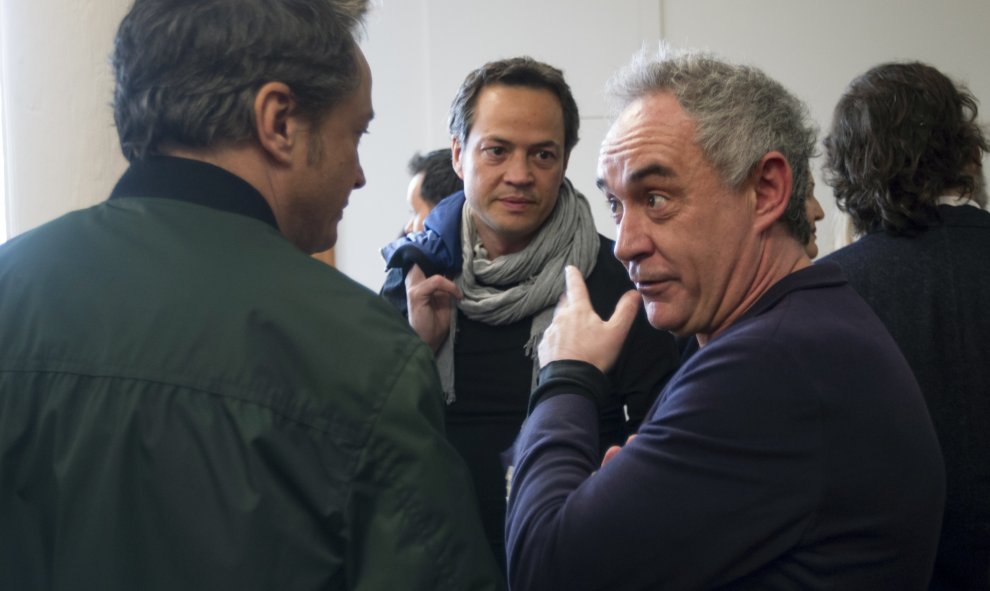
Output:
[
  {"xmin": 354, "ymin": 162, "xmax": 367, "ymax": 189},
  {"xmin": 503, "ymin": 152, "xmax": 534, "ymax": 185},
  {"xmin": 613, "ymin": 208, "xmax": 652, "ymax": 264}
]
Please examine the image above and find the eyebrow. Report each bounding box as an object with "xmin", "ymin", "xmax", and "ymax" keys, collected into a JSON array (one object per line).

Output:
[
  {"xmin": 597, "ymin": 163, "xmax": 676, "ymax": 192},
  {"xmin": 482, "ymin": 135, "xmax": 561, "ymax": 149}
]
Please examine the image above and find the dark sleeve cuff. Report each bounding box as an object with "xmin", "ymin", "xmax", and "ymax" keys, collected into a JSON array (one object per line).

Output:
[
  {"xmin": 385, "ymin": 243, "xmax": 443, "ymax": 276},
  {"xmin": 529, "ymin": 360, "xmax": 611, "ymax": 414}
]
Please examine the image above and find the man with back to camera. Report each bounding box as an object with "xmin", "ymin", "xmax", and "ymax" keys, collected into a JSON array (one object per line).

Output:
[
  {"xmin": 820, "ymin": 61, "xmax": 990, "ymax": 590},
  {"xmin": 404, "ymin": 148, "xmax": 464, "ymax": 234},
  {"xmin": 379, "ymin": 56, "xmax": 680, "ymax": 575},
  {"xmin": 0, "ymin": 1, "xmax": 501, "ymax": 589},
  {"xmin": 505, "ymin": 48, "xmax": 945, "ymax": 590}
]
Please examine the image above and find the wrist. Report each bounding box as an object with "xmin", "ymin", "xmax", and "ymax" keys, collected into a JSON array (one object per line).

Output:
[{"xmin": 529, "ymin": 360, "xmax": 611, "ymax": 414}]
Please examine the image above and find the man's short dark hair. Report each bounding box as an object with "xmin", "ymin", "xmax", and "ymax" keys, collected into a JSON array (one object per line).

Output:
[
  {"xmin": 448, "ymin": 57, "xmax": 580, "ymax": 158},
  {"xmin": 823, "ymin": 61, "xmax": 989, "ymax": 236},
  {"xmin": 112, "ymin": 0, "xmax": 370, "ymax": 162},
  {"xmin": 407, "ymin": 149, "xmax": 463, "ymax": 206}
]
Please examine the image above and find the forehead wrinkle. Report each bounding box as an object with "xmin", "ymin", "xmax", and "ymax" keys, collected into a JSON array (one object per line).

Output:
[
  {"xmin": 471, "ymin": 86, "xmax": 565, "ymax": 148},
  {"xmin": 599, "ymin": 126, "xmax": 681, "ymax": 193},
  {"xmin": 598, "ymin": 163, "xmax": 678, "ymax": 195},
  {"xmin": 630, "ymin": 163, "xmax": 677, "ymax": 183}
]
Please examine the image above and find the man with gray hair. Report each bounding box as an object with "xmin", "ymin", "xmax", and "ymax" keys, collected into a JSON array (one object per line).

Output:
[
  {"xmin": 505, "ymin": 49, "xmax": 945, "ymax": 589},
  {"xmin": 0, "ymin": 1, "xmax": 500, "ymax": 589}
]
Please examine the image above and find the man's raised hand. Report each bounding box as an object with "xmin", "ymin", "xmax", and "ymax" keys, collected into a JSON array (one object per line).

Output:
[
  {"xmin": 405, "ymin": 264, "xmax": 462, "ymax": 353},
  {"xmin": 537, "ymin": 265, "xmax": 641, "ymax": 372}
]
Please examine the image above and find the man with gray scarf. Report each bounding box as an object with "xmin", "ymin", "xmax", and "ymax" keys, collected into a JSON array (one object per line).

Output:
[{"xmin": 380, "ymin": 56, "xmax": 679, "ymax": 577}]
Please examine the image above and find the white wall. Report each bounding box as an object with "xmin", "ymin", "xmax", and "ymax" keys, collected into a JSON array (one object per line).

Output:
[
  {"xmin": 0, "ymin": 56, "xmax": 6, "ymax": 243},
  {"xmin": 0, "ymin": 1, "xmax": 130, "ymax": 238},
  {"xmin": 3, "ymin": 1, "xmax": 989, "ymax": 290}
]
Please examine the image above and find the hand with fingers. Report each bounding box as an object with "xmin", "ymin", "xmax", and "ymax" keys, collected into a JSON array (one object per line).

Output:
[
  {"xmin": 601, "ymin": 434, "xmax": 637, "ymax": 468},
  {"xmin": 537, "ymin": 265, "xmax": 642, "ymax": 373},
  {"xmin": 405, "ymin": 264, "xmax": 462, "ymax": 354}
]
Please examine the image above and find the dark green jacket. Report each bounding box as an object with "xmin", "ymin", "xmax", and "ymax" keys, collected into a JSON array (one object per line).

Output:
[{"xmin": 0, "ymin": 157, "xmax": 501, "ymax": 590}]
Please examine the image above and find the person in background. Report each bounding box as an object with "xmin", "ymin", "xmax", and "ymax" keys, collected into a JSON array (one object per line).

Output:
[
  {"xmin": 820, "ymin": 60, "xmax": 990, "ymax": 591},
  {"xmin": 380, "ymin": 56, "xmax": 680, "ymax": 578},
  {"xmin": 404, "ymin": 148, "xmax": 463, "ymax": 234},
  {"xmin": 804, "ymin": 177, "xmax": 826, "ymax": 258},
  {"xmin": 505, "ymin": 47, "xmax": 944, "ymax": 590},
  {"xmin": 0, "ymin": 1, "xmax": 500, "ymax": 589}
]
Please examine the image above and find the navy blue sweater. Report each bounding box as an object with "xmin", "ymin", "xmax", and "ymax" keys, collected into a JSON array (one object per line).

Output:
[{"xmin": 507, "ymin": 263, "xmax": 945, "ymax": 590}]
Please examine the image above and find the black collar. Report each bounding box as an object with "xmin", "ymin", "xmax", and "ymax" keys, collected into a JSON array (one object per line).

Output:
[{"xmin": 109, "ymin": 155, "xmax": 279, "ymax": 231}]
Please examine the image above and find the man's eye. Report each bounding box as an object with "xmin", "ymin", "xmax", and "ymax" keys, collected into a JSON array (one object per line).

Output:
[
  {"xmin": 484, "ymin": 146, "xmax": 506, "ymax": 157},
  {"xmin": 647, "ymin": 194, "xmax": 668, "ymax": 209},
  {"xmin": 536, "ymin": 150, "xmax": 555, "ymax": 161},
  {"xmin": 607, "ymin": 197, "xmax": 623, "ymax": 221}
]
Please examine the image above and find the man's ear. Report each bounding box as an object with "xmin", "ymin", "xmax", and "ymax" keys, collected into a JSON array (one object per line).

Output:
[
  {"xmin": 254, "ymin": 81, "xmax": 300, "ymax": 166},
  {"xmin": 451, "ymin": 135, "xmax": 465, "ymax": 180},
  {"xmin": 752, "ymin": 151, "xmax": 793, "ymax": 233}
]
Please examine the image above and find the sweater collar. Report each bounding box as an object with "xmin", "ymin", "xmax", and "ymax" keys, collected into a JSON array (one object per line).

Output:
[
  {"xmin": 735, "ymin": 262, "xmax": 848, "ymax": 325},
  {"xmin": 109, "ymin": 155, "xmax": 279, "ymax": 231}
]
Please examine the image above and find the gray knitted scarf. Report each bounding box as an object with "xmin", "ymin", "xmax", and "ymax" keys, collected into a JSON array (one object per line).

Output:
[{"xmin": 435, "ymin": 179, "xmax": 599, "ymax": 403}]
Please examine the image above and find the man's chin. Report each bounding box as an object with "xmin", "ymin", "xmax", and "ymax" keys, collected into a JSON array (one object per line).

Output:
[
  {"xmin": 306, "ymin": 232, "xmax": 338, "ymax": 257},
  {"xmin": 644, "ymin": 303, "xmax": 681, "ymax": 333}
]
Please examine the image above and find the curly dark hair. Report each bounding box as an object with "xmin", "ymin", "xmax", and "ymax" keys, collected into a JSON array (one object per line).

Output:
[
  {"xmin": 407, "ymin": 149, "xmax": 463, "ymax": 206},
  {"xmin": 823, "ymin": 61, "xmax": 989, "ymax": 236}
]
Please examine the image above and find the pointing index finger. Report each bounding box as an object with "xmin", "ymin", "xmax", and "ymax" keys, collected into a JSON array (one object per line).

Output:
[{"xmin": 564, "ymin": 265, "xmax": 591, "ymax": 309}]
